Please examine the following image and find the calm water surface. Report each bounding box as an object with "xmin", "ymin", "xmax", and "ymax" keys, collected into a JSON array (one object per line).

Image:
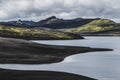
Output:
[{"xmin": 0, "ymin": 37, "xmax": 120, "ymax": 80}]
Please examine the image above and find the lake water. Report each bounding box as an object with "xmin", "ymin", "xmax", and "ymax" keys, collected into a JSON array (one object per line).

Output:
[{"xmin": 0, "ymin": 37, "xmax": 120, "ymax": 80}]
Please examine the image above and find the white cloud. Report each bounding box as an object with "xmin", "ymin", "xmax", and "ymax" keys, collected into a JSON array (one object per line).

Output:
[
  {"xmin": 34, "ymin": 0, "xmax": 56, "ymax": 9},
  {"xmin": 0, "ymin": 0, "xmax": 120, "ymax": 22}
]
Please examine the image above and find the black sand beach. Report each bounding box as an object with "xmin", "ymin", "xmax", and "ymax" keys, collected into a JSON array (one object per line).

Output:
[
  {"xmin": 0, "ymin": 37, "xmax": 113, "ymax": 80},
  {"xmin": 0, "ymin": 68, "xmax": 96, "ymax": 80},
  {"xmin": 0, "ymin": 37, "xmax": 113, "ymax": 64}
]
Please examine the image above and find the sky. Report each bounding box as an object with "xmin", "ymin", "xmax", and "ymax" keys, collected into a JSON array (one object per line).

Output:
[{"xmin": 0, "ymin": 0, "xmax": 120, "ymax": 22}]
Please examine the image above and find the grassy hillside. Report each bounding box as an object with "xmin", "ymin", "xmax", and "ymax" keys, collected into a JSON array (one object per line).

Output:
[
  {"xmin": 0, "ymin": 25, "xmax": 83, "ymax": 40},
  {"xmin": 65, "ymin": 19, "xmax": 120, "ymax": 33}
]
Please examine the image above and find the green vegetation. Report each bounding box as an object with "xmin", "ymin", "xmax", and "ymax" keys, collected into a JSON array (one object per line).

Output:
[
  {"xmin": 0, "ymin": 25, "xmax": 83, "ymax": 40},
  {"xmin": 65, "ymin": 19, "xmax": 120, "ymax": 33}
]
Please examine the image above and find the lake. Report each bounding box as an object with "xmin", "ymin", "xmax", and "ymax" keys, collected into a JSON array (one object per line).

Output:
[{"xmin": 0, "ymin": 37, "xmax": 120, "ymax": 80}]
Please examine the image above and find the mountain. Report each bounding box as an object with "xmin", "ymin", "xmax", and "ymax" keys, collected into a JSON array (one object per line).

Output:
[
  {"xmin": 36, "ymin": 16, "xmax": 108, "ymax": 29},
  {"xmin": 0, "ymin": 19, "xmax": 35, "ymax": 27},
  {"xmin": 0, "ymin": 16, "xmax": 101, "ymax": 29},
  {"xmin": 0, "ymin": 16, "xmax": 120, "ymax": 36},
  {"xmin": 65, "ymin": 19, "xmax": 120, "ymax": 34},
  {"xmin": 34, "ymin": 16, "xmax": 97, "ymax": 29}
]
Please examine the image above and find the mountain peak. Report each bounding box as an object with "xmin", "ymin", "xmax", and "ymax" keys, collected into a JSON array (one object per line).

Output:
[
  {"xmin": 46, "ymin": 16, "xmax": 57, "ymax": 20},
  {"xmin": 16, "ymin": 19, "xmax": 23, "ymax": 24}
]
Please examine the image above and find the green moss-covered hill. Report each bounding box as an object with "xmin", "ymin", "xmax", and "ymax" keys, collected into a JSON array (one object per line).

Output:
[
  {"xmin": 65, "ymin": 19, "xmax": 120, "ymax": 34},
  {"xmin": 1, "ymin": 17, "xmax": 120, "ymax": 37},
  {"xmin": 0, "ymin": 25, "xmax": 83, "ymax": 40}
]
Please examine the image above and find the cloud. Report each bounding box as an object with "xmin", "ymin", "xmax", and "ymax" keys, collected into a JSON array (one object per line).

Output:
[{"xmin": 0, "ymin": 0, "xmax": 120, "ymax": 21}]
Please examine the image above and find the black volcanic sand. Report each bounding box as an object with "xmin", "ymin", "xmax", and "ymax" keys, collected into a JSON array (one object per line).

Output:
[
  {"xmin": 0, "ymin": 68, "xmax": 96, "ymax": 80},
  {"xmin": 0, "ymin": 37, "xmax": 113, "ymax": 64}
]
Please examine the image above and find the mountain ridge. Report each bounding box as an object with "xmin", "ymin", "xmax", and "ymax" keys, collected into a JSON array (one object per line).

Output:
[
  {"xmin": 0, "ymin": 16, "xmax": 109, "ymax": 29},
  {"xmin": 0, "ymin": 16, "xmax": 120, "ymax": 36}
]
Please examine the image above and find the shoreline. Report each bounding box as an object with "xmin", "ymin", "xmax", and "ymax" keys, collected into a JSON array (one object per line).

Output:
[
  {"xmin": 81, "ymin": 34, "xmax": 120, "ymax": 36},
  {"xmin": 0, "ymin": 35, "xmax": 84, "ymax": 40},
  {"xmin": 0, "ymin": 37, "xmax": 113, "ymax": 64},
  {"xmin": 0, "ymin": 37, "xmax": 113, "ymax": 80},
  {"xmin": 0, "ymin": 68, "xmax": 96, "ymax": 80}
]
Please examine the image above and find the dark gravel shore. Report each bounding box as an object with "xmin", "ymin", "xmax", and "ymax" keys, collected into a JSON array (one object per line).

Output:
[
  {"xmin": 0, "ymin": 68, "xmax": 96, "ymax": 80},
  {"xmin": 0, "ymin": 37, "xmax": 113, "ymax": 80},
  {"xmin": 0, "ymin": 37, "xmax": 113, "ymax": 64}
]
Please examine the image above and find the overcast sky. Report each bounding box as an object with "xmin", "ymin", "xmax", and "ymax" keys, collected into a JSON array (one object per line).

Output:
[{"xmin": 0, "ymin": 0, "xmax": 120, "ymax": 22}]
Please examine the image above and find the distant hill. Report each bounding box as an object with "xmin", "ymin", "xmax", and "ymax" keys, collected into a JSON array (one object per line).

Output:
[
  {"xmin": 65, "ymin": 19, "xmax": 120, "ymax": 35},
  {"xmin": 0, "ymin": 16, "xmax": 102, "ymax": 29},
  {"xmin": 0, "ymin": 16, "xmax": 120, "ymax": 36},
  {"xmin": 82, "ymin": 28, "xmax": 120, "ymax": 36},
  {"xmin": 65, "ymin": 19, "xmax": 116, "ymax": 33},
  {"xmin": 0, "ymin": 25, "xmax": 83, "ymax": 40},
  {"xmin": 0, "ymin": 19, "xmax": 35, "ymax": 28},
  {"xmin": 34, "ymin": 16, "xmax": 98, "ymax": 29}
]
